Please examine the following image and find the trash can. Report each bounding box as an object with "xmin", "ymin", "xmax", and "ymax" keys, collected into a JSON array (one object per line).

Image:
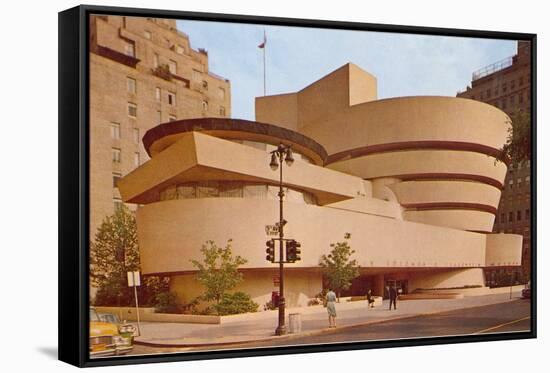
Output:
[{"xmin": 288, "ymin": 313, "xmax": 302, "ymax": 334}]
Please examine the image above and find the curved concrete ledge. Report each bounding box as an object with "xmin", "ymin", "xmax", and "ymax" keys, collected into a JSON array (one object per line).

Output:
[
  {"xmin": 485, "ymin": 233, "xmax": 523, "ymax": 267},
  {"xmin": 327, "ymin": 150, "xmax": 507, "ymax": 186},
  {"xmin": 389, "ymin": 180, "xmax": 501, "ymax": 209},
  {"xmin": 136, "ymin": 198, "xmax": 487, "ymax": 275},
  {"xmin": 403, "ymin": 209, "xmax": 495, "ymax": 232},
  {"xmin": 300, "ymin": 96, "xmax": 510, "ymax": 156},
  {"xmin": 143, "ymin": 117, "xmax": 328, "ymax": 165}
]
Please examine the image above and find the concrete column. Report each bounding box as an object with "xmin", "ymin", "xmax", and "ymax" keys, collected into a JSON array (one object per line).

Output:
[{"xmin": 373, "ymin": 274, "xmax": 385, "ymax": 297}]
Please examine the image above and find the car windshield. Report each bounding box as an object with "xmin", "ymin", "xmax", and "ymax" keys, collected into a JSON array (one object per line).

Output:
[
  {"xmin": 100, "ymin": 314, "xmax": 120, "ymax": 324},
  {"xmin": 89, "ymin": 309, "xmax": 100, "ymax": 322}
]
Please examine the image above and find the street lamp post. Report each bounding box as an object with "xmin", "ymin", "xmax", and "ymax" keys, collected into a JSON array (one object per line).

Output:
[{"xmin": 269, "ymin": 143, "xmax": 294, "ymax": 336}]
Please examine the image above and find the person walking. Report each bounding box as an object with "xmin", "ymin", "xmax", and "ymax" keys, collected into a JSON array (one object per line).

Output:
[
  {"xmin": 389, "ymin": 285, "xmax": 398, "ymax": 310},
  {"xmin": 366, "ymin": 289, "xmax": 375, "ymax": 309},
  {"xmin": 326, "ymin": 289, "xmax": 337, "ymax": 328}
]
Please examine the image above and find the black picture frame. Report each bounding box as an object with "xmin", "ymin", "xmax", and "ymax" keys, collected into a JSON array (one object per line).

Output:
[{"xmin": 59, "ymin": 4, "xmax": 537, "ymax": 368}]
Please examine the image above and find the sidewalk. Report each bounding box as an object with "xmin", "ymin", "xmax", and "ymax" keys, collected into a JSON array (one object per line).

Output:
[{"xmin": 133, "ymin": 292, "xmax": 524, "ymax": 347}]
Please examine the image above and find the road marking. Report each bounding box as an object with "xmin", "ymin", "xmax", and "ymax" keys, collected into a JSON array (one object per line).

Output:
[{"xmin": 473, "ymin": 316, "xmax": 531, "ymax": 335}]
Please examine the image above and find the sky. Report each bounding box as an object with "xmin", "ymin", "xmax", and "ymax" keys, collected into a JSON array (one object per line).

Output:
[{"xmin": 176, "ymin": 19, "xmax": 517, "ymax": 121}]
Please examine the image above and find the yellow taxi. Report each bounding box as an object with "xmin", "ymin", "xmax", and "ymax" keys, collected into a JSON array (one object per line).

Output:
[{"xmin": 89, "ymin": 307, "xmax": 133, "ymax": 357}]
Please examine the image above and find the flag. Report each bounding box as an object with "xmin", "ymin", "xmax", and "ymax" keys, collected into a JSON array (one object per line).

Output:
[{"xmin": 258, "ymin": 33, "xmax": 266, "ymax": 49}]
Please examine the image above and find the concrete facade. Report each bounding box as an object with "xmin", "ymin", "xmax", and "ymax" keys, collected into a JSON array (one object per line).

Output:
[
  {"xmin": 89, "ymin": 15, "xmax": 231, "ymax": 237},
  {"xmin": 118, "ymin": 63, "xmax": 522, "ymax": 308},
  {"xmin": 457, "ymin": 41, "xmax": 532, "ymax": 282}
]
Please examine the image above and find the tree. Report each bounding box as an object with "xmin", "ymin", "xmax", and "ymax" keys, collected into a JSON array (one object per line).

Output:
[
  {"xmin": 319, "ymin": 233, "xmax": 360, "ymax": 301},
  {"xmin": 90, "ymin": 205, "xmax": 170, "ymax": 306},
  {"xmin": 500, "ymin": 109, "xmax": 531, "ymax": 164},
  {"xmin": 190, "ymin": 239, "xmax": 247, "ymax": 305}
]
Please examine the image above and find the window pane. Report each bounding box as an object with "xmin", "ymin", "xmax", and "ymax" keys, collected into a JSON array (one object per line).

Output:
[
  {"xmin": 128, "ymin": 103, "xmax": 137, "ymax": 117},
  {"xmin": 110, "ymin": 122, "xmax": 120, "ymax": 139},
  {"xmin": 219, "ymin": 182, "xmax": 243, "ymax": 197},
  {"xmin": 177, "ymin": 185, "xmax": 196, "ymax": 199},
  {"xmin": 127, "ymin": 77, "xmax": 136, "ymax": 94},
  {"xmin": 113, "ymin": 173, "xmax": 121, "ymax": 188},
  {"xmin": 169, "ymin": 60, "xmax": 177, "ymax": 74},
  {"xmin": 112, "ymin": 148, "xmax": 121, "ymax": 163},
  {"xmin": 198, "ymin": 182, "xmax": 219, "ymax": 198}
]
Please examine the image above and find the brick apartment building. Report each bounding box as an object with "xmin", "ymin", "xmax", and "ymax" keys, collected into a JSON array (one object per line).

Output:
[
  {"xmin": 89, "ymin": 15, "xmax": 231, "ymax": 236},
  {"xmin": 457, "ymin": 41, "xmax": 532, "ymax": 284}
]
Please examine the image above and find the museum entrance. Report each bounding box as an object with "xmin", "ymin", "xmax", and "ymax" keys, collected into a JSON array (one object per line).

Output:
[{"xmin": 384, "ymin": 279, "xmax": 409, "ymax": 298}]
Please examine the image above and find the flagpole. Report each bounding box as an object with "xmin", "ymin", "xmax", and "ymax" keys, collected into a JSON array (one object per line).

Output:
[{"xmin": 263, "ymin": 28, "xmax": 266, "ymax": 96}]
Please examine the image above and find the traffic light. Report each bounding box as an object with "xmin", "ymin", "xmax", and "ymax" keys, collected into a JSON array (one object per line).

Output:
[
  {"xmin": 286, "ymin": 240, "xmax": 301, "ymax": 262},
  {"xmin": 266, "ymin": 239, "xmax": 275, "ymax": 262}
]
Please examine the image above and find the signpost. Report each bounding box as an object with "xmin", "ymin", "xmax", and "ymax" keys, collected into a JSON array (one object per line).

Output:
[
  {"xmin": 127, "ymin": 271, "xmax": 141, "ymax": 336},
  {"xmin": 265, "ymin": 224, "xmax": 279, "ymax": 236}
]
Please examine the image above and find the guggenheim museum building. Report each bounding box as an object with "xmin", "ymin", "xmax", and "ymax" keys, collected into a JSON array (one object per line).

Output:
[{"xmin": 118, "ymin": 63, "xmax": 522, "ymax": 307}]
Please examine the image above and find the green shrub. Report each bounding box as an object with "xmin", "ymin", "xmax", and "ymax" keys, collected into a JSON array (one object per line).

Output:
[
  {"xmin": 153, "ymin": 291, "xmax": 181, "ymax": 314},
  {"xmin": 213, "ymin": 292, "xmax": 258, "ymax": 315}
]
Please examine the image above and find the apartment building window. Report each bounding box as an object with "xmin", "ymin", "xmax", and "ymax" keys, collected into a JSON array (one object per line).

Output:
[
  {"xmin": 500, "ymin": 213, "xmax": 506, "ymax": 223},
  {"xmin": 127, "ymin": 77, "xmax": 136, "ymax": 94},
  {"xmin": 526, "ymin": 209, "xmax": 530, "ymax": 220},
  {"xmin": 168, "ymin": 91, "xmax": 176, "ymax": 106},
  {"xmin": 124, "ymin": 42, "xmax": 135, "ymax": 57},
  {"xmin": 157, "ymin": 111, "xmax": 162, "ymax": 124},
  {"xmin": 502, "ymin": 82, "xmax": 507, "ymax": 92},
  {"xmin": 517, "ymin": 178, "xmax": 522, "ymax": 189},
  {"xmin": 519, "ymin": 77, "xmax": 524, "ymax": 86},
  {"xmin": 168, "ymin": 60, "xmax": 177, "ymax": 74},
  {"xmin": 509, "ymin": 179, "xmax": 514, "ymax": 189},
  {"xmin": 110, "ymin": 122, "xmax": 121, "ymax": 140},
  {"xmin": 127, "ymin": 102, "xmax": 137, "ymax": 117},
  {"xmin": 511, "ymin": 80, "xmax": 516, "ymax": 89},
  {"xmin": 134, "ymin": 152, "xmax": 140, "ymax": 167},
  {"xmin": 169, "ymin": 115, "xmax": 177, "ymax": 122},
  {"xmin": 176, "ymin": 45, "xmax": 185, "ymax": 55},
  {"xmin": 113, "ymin": 172, "xmax": 122, "ymax": 188},
  {"xmin": 494, "ymin": 87, "xmax": 498, "ymax": 96},
  {"xmin": 516, "ymin": 210, "xmax": 522, "ymax": 221},
  {"xmin": 525, "ymin": 176, "xmax": 530, "ymax": 185},
  {"xmin": 154, "ymin": 87, "xmax": 161, "ymax": 101},
  {"xmin": 153, "ymin": 53, "xmax": 159, "ymax": 68},
  {"xmin": 144, "ymin": 30, "xmax": 152, "ymax": 40},
  {"xmin": 508, "ymin": 211, "xmax": 514, "ymax": 222},
  {"xmin": 133, "ymin": 128, "xmax": 140, "ymax": 144},
  {"xmin": 113, "ymin": 198, "xmax": 123, "ymax": 211},
  {"xmin": 219, "ymin": 106, "xmax": 226, "ymax": 116},
  {"xmin": 218, "ymin": 87, "xmax": 225, "ymax": 100},
  {"xmin": 519, "ymin": 93, "xmax": 524, "ymax": 103},
  {"xmin": 202, "ymin": 101, "xmax": 208, "ymax": 111},
  {"xmin": 201, "ymin": 80, "xmax": 209, "ymax": 90},
  {"xmin": 112, "ymin": 148, "xmax": 121, "ymax": 163},
  {"xmin": 192, "ymin": 70, "xmax": 201, "ymax": 81},
  {"xmin": 510, "ymin": 95, "xmax": 515, "ymax": 105}
]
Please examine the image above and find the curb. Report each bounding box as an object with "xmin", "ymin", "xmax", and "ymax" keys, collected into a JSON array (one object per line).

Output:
[{"xmin": 134, "ymin": 297, "xmax": 523, "ymax": 348}]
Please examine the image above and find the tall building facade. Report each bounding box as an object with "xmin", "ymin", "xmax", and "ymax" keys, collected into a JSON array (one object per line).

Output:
[
  {"xmin": 119, "ymin": 63, "xmax": 522, "ymax": 308},
  {"xmin": 89, "ymin": 15, "xmax": 231, "ymax": 236},
  {"xmin": 457, "ymin": 41, "xmax": 531, "ymax": 283}
]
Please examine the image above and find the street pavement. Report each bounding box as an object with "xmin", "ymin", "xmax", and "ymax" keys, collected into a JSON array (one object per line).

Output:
[{"xmin": 128, "ymin": 292, "xmax": 530, "ymax": 355}]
